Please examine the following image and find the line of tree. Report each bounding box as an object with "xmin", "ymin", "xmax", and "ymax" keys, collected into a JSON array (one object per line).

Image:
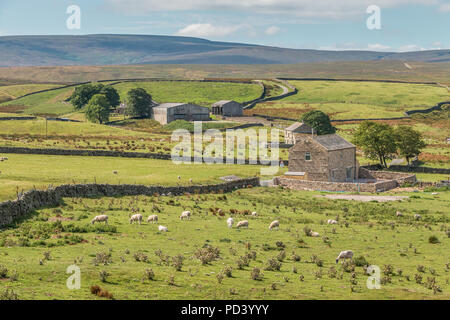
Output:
[
  {"xmin": 69, "ymin": 83, "xmax": 153, "ymax": 124},
  {"xmin": 69, "ymin": 83, "xmax": 120, "ymax": 110},
  {"xmin": 352, "ymin": 121, "xmax": 426, "ymax": 167}
]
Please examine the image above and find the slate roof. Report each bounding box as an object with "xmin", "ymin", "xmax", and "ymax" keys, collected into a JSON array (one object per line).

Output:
[
  {"xmin": 285, "ymin": 122, "xmax": 315, "ymax": 134},
  {"xmin": 211, "ymin": 100, "xmax": 240, "ymax": 107},
  {"xmin": 153, "ymin": 103, "xmax": 186, "ymax": 109},
  {"xmin": 313, "ymin": 134, "xmax": 355, "ymax": 151}
]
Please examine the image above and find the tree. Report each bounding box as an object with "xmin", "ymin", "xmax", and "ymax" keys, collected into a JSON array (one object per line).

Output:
[
  {"xmin": 85, "ymin": 94, "xmax": 111, "ymax": 124},
  {"xmin": 301, "ymin": 110, "xmax": 336, "ymax": 135},
  {"xmin": 69, "ymin": 84, "xmax": 98, "ymax": 110},
  {"xmin": 70, "ymin": 83, "xmax": 120, "ymax": 110},
  {"xmin": 394, "ymin": 126, "xmax": 426, "ymax": 165},
  {"xmin": 126, "ymin": 88, "xmax": 153, "ymax": 118},
  {"xmin": 352, "ymin": 121, "xmax": 397, "ymax": 168}
]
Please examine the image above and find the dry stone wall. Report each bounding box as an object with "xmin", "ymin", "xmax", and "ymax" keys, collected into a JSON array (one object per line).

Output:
[{"xmin": 0, "ymin": 177, "xmax": 259, "ymax": 227}]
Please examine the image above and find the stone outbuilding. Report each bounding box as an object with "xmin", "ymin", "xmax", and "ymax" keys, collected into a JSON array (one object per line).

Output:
[
  {"xmin": 287, "ymin": 133, "xmax": 359, "ymax": 182},
  {"xmin": 152, "ymin": 103, "xmax": 211, "ymax": 125},
  {"xmin": 284, "ymin": 122, "xmax": 316, "ymax": 145},
  {"xmin": 211, "ymin": 100, "xmax": 243, "ymax": 117}
]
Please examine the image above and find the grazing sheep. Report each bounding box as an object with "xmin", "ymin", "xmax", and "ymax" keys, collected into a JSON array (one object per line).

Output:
[
  {"xmin": 414, "ymin": 214, "xmax": 422, "ymax": 220},
  {"xmin": 336, "ymin": 250, "xmax": 354, "ymax": 264},
  {"xmin": 327, "ymin": 219, "xmax": 338, "ymax": 224},
  {"xmin": 130, "ymin": 214, "xmax": 143, "ymax": 225},
  {"xmin": 147, "ymin": 215, "xmax": 158, "ymax": 224},
  {"xmin": 159, "ymin": 225, "xmax": 168, "ymax": 232},
  {"xmin": 396, "ymin": 211, "xmax": 403, "ymax": 217},
  {"xmin": 309, "ymin": 231, "xmax": 320, "ymax": 237},
  {"xmin": 227, "ymin": 217, "xmax": 234, "ymax": 228},
  {"xmin": 236, "ymin": 220, "xmax": 249, "ymax": 228},
  {"xmin": 251, "ymin": 211, "xmax": 258, "ymax": 217},
  {"xmin": 91, "ymin": 215, "xmax": 108, "ymax": 225},
  {"xmin": 269, "ymin": 220, "xmax": 280, "ymax": 230},
  {"xmin": 180, "ymin": 211, "xmax": 191, "ymax": 220}
]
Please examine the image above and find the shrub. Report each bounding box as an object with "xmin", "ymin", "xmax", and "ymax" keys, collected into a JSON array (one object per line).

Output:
[
  {"xmin": 172, "ymin": 255, "xmax": 185, "ymax": 271},
  {"xmin": 223, "ymin": 266, "xmax": 233, "ymax": 278},
  {"xmin": 265, "ymin": 258, "xmax": 282, "ymax": 271},
  {"xmin": 353, "ymin": 255, "xmax": 369, "ymax": 267},
  {"xmin": 0, "ymin": 288, "xmax": 18, "ymax": 300},
  {"xmin": 99, "ymin": 270, "xmax": 110, "ymax": 283},
  {"xmin": 143, "ymin": 269, "xmax": 155, "ymax": 281},
  {"xmin": 428, "ymin": 235, "xmax": 440, "ymax": 244},
  {"xmin": 0, "ymin": 265, "xmax": 8, "ymax": 278},
  {"xmin": 194, "ymin": 245, "xmax": 220, "ymax": 265},
  {"xmin": 250, "ymin": 268, "xmax": 263, "ymax": 281}
]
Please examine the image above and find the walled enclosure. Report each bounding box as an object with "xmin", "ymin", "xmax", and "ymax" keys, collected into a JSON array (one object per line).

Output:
[
  {"xmin": 275, "ymin": 168, "xmax": 416, "ymax": 192},
  {"xmin": 0, "ymin": 178, "xmax": 259, "ymax": 227}
]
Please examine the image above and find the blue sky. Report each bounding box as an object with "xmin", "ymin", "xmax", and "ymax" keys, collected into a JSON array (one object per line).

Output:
[{"xmin": 0, "ymin": 0, "xmax": 449, "ymax": 51}]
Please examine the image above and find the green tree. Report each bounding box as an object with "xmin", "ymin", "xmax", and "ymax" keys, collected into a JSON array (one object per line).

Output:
[
  {"xmin": 70, "ymin": 83, "xmax": 120, "ymax": 110},
  {"xmin": 394, "ymin": 126, "xmax": 426, "ymax": 165},
  {"xmin": 126, "ymin": 88, "xmax": 153, "ymax": 118},
  {"xmin": 301, "ymin": 110, "xmax": 336, "ymax": 135},
  {"xmin": 85, "ymin": 94, "xmax": 111, "ymax": 124},
  {"xmin": 352, "ymin": 121, "xmax": 397, "ymax": 168}
]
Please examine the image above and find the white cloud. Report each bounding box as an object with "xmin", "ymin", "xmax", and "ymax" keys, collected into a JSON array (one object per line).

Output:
[
  {"xmin": 175, "ymin": 23, "xmax": 241, "ymax": 37},
  {"xmin": 265, "ymin": 26, "xmax": 280, "ymax": 35},
  {"xmin": 105, "ymin": 0, "xmax": 439, "ymax": 19},
  {"xmin": 439, "ymin": 3, "xmax": 450, "ymax": 12}
]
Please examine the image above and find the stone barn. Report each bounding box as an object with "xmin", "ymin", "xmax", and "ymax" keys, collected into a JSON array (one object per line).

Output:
[
  {"xmin": 152, "ymin": 103, "xmax": 211, "ymax": 125},
  {"xmin": 287, "ymin": 134, "xmax": 359, "ymax": 182},
  {"xmin": 284, "ymin": 122, "xmax": 316, "ymax": 145},
  {"xmin": 211, "ymin": 100, "xmax": 243, "ymax": 117}
]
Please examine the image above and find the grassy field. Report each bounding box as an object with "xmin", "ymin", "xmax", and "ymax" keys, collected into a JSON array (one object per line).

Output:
[
  {"xmin": 248, "ymin": 81, "xmax": 449, "ymax": 120},
  {"xmin": 0, "ymin": 86, "xmax": 75, "ymax": 116},
  {"xmin": 113, "ymin": 81, "xmax": 262, "ymax": 107},
  {"xmin": 0, "ymin": 61, "xmax": 449, "ymax": 85},
  {"xmin": 0, "ymin": 153, "xmax": 267, "ymax": 202},
  {"xmin": 0, "ymin": 187, "xmax": 448, "ymax": 300},
  {"xmin": 0, "ymin": 80, "xmax": 262, "ymax": 116}
]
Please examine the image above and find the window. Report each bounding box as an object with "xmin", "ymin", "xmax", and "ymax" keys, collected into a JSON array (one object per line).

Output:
[{"xmin": 305, "ymin": 152, "xmax": 311, "ymax": 161}]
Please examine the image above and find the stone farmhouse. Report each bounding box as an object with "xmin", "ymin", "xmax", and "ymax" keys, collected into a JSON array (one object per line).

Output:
[
  {"xmin": 287, "ymin": 133, "xmax": 358, "ymax": 182},
  {"xmin": 284, "ymin": 122, "xmax": 316, "ymax": 145},
  {"xmin": 211, "ymin": 100, "xmax": 243, "ymax": 117},
  {"xmin": 276, "ymin": 132, "xmax": 416, "ymax": 192},
  {"xmin": 152, "ymin": 103, "xmax": 211, "ymax": 125}
]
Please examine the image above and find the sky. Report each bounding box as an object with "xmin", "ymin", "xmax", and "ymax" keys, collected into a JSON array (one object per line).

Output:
[{"xmin": 0, "ymin": 0, "xmax": 449, "ymax": 52}]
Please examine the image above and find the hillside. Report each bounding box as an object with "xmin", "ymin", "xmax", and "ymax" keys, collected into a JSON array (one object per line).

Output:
[{"xmin": 0, "ymin": 34, "xmax": 449, "ymax": 67}]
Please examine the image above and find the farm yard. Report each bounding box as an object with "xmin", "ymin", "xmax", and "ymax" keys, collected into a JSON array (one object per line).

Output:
[
  {"xmin": 0, "ymin": 72, "xmax": 449, "ymax": 301},
  {"xmin": 0, "ymin": 187, "xmax": 448, "ymax": 299}
]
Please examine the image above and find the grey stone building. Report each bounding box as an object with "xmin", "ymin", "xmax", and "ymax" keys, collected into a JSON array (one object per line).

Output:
[
  {"xmin": 211, "ymin": 100, "xmax": 243, "ymax": 117},
  {"xmin": 152, "ymin": 103, "xmax": 211, "ymax": 125},
  {"xmin": 287, "ymin": 134, "xmax": 359, "ymax": 182},
  {"xmin": 284, "ymin": 122, "xmax": 316, "ymax": 145}
]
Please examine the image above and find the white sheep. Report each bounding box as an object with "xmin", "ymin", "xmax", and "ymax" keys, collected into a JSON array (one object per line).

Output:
[
  {"xmin": 130, "ymin": 214, "xmax": 143, "ymax": 225},
  {"xmin": 327, "ymin": 219, "xmax": 338, "ymax": 224},
  {"xmin": 396, "ymin": 211, "xmax": 403, "ymax": 217},
  {"xmin": 91, "ymin": 215, "xmax": 108, "ymax": 225},
  {"xmin": 180, "ymin": 210, "xmax": 191, "ymax": 220},
  {"xmin": 251, "ymin": 211, "xmax": 258, "ymax": 217},
  {"xmin": 309, "ymin": 231, "xmax": 320, "ymax": 237},
  {"xmin": 236, "ymin": 220, "xmax": 249, "ymax": 228},
  {"xmin": 336, "ymin": 250, "xmax": 354, "ymax": 264},
  {"xmin": 159, "ymin": 225, "xmax": 168, "ymax": 232},
  {"xmin": 414, "ymin": 214, "xmax": 422, "ymax": 220},
  {"xmin": 269, "ymin": 220, "xmax": 280, "ymax": 230},
  {"xmin": 227, "ymin": 217, "xmax": 234, "ymax": 228},
  {"xmin": 147, "ymin": 215, "xmax": 158, "ymax": 223}
]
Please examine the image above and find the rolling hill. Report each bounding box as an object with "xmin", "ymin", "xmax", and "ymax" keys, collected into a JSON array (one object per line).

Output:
[{"xmin": 0, "ymin": 34, "xmax": 449, "ymax": 67}]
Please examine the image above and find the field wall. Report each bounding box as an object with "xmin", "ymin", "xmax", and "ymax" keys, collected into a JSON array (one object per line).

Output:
[{"xmin": 0, "ymin": 177, "xmax": 260, "ymax": 227}]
